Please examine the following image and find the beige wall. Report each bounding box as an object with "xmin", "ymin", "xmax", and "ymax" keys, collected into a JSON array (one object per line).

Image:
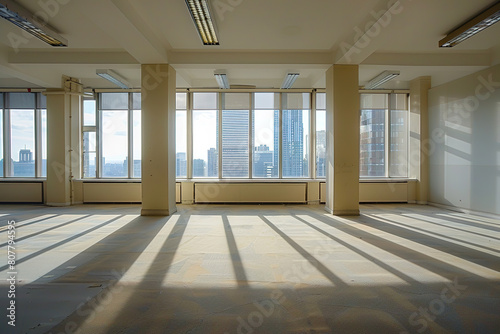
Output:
[{"xmin": 428, "ymin": 64, "xmax": 500, "ymax": 215}]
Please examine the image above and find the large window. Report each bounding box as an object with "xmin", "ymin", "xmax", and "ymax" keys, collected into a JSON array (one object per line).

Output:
[
  {"xmin": 176, "ymin": 93, "xmax": 187, "ymax": 178},
  {"xmin": 192, "ymin": 93, "xmax": 218, "ymax": 178},
  {"xmin": 315, "ymin": 93, "xmax": 326, "ymax": 178},
  {"xmin": 360, "ymin": 93, "xmax": 408, "ymax": 178},
  {"xmin": 222, "ymin": 93, "xmax": 249, "ymax": 178},
  {"xmin": 282, "ymin": 93, "xmax": 310, "ymax": 178},
  {"xmin": 82, "ymin": 92, "xmax": 141, "ymax": 179},
  {"xmin": 253, "ymin": 93, "xmax": 279, "ymax": 178},
  {"xmin": 0, "ymin": 92, "xmax": 46, "ymax": 178}
]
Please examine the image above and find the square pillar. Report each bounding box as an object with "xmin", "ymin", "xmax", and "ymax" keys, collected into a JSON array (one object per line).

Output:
[
  {"xmin": 409, "ymin": 76, "xmax": 431, "ymax": 204},
  {"xmin": 45, "ymin": 91, "xmax": 71, "ymax": 206},
  {"xmin": 325, "ymin": 65, "xmax": 360, "ymax": 216},
  {"xmin": 141, "ymin": 64, "xmax": 177, "ymax": 216}
]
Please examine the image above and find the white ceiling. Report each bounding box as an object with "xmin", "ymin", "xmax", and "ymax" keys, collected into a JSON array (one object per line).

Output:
[{"xmin": 1, "ymin": 0, "xmax": 500, "ymax": 90}]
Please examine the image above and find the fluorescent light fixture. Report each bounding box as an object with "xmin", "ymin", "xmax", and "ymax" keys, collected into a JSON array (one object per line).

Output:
[
  {"xmin": 0, "ymin": 0, "xmax": 67, "ymax": 47},
  {"xmin": 281, "ymin": 73, "xmax": 299, "ymax": 89},
  {"xmin": 96, "ymin": 69, "xmax": 130, "ymax": 89},
  {"xmin": 364, "ymin": 70, "xmax": 400, "ymax": 89},
  {"xmin": 440, "ymin": 2, "xmax": 500, "ymax": 47},
  {"xmin": 185, "ymin": 0, "xmax": 220, "ymax": 45},
  {"xmin": 214, "ymin": 70, "xmax": 229, "ymax": 89}
]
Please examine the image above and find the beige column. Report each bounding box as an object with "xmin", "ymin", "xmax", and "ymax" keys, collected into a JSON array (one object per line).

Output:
[
  {"xmin": 45, "ymin": 90, "xmax": 71, "ymax": 206},
  {"xmin": 409, "ymin": 76, "xmax": 431, "ymax": 204},
  {"xmin": 141, "ymin": 64, "xmax": 177, "ymax": 216},
  {"xmin": 325, "ymin": 65, "xmax": 360, "ymax": 216}
]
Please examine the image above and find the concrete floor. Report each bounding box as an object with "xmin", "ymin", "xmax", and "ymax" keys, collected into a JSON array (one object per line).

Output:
[{"xmin": 0, "ymin": 203, "xmax": 499, "ymax": 333}]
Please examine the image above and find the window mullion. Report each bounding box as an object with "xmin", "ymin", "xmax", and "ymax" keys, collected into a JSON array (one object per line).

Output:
[
  {"xmin": 218, "ymin": 92, "xmax": 222, "ymax": 179},
  {"xmin": 385, "ymin": 94, "xmax": 390, "ymax": 178},
  {"xmin": 310, "ymin": 91, "xmax": 316, "ymax": 179},
  {"xmin": 97, "ymin": 95, "xmax": 102, "ymax": 178},
  {"xmin": 4, "ymin": 94, "xmax": 11, "ymax": 177},
  {"xmin": 187, "ymin": 92, "xmax": 193, "ymax": 179},
  {"xmin": 35, "ymin": 95, "xmax": 42, "ymax": 177},
  {"xmin": 248, "ymin": 93, "xmax": 253, "ymax": 179},
  {"xmin": 128, "ymin": 93, "xmax": 133, "ymax": 178},
  {"xmin": 278, "ymin": 93, "xmax": 283, "ymax": 179}
]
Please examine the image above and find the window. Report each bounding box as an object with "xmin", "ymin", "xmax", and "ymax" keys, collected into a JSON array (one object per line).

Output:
[
  {"xmin": 253, "ymin": 93, "xmax": 279, "ymax": 178},
  {"xmin": 176, "ymin": 93, "xmax": 187, "ymax": 178},
  {"xmin": 282, "ymin": 93, "xmax": 310, "ymax": 178},
  {"xmin": 83, "ymin": 99, "xmax": 97, "ymax": 178},
  {"xmin": 192, "ymin": 93, "xmax": 218, "ymax": 178},
  {"xmin": 315, "ymin": 93, "xmax": 326, "ymax": 178},
  {"xmin": 222, "ymin": 93, "xmax": 249, "ymax": 178},
  {"xmin": 82, "ymin": 92, "xmax": 140, "ymax": 179},
  {"xmin": 360, "ymin": 93, "xmax": 408, "ymax": 178},
  {"xmin": 0, "ymin": 93, "xmax": 46, "ymax": 178}
]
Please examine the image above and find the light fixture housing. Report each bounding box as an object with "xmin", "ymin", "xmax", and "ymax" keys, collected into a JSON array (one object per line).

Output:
[
  {"xmin": 0, "ymin": 0, "xmax": 67, "ymax": 47},
  {"xmin": 96, "ymin": 69, "xmax": 130, "ymax": 89},
  {"xmin": 281, "ymin": 73, "xmax": 300, "ymax": 89},
  {"xmin": 439, "ymin": 2, "xmax": 500, "ymax": 48},
  {"xmin": 214, "ymin": 70, "xmax": 229, "ymax": 89},
  {"xmin": 185, "ymin": 0, "xmax": 220, "ymax": 45},
  {"xmin": 364, "ymin": 70, "xmax": 400, "ymax": 89}
]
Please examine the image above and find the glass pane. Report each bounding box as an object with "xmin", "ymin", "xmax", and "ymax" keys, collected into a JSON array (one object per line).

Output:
[
  {"xmin": 100, "ymin": 93, "xmax": 128, "ymax": 110},
  {"xmin": 41, "ymin": 109, "xmax": 47, "ymax": 177},
  {"xmin": 0, "ymin": 93, "xmax": 3, "ymax": 107},
  {"xmin": 84, "ymin": 153, "xmax": 96, "ymax": 178},
  {"xmin": 316, "ymin": 109, "xmax": 326, "ymax": 178},
  {"xmin": 9, "ymin": 93, "xmax": 35, "ymax": 109},
  {"xmin": 390, "ymin": 109, "xmax": 408, "ymax": 177},
  {"xmin": 11, "ymin": 110, "xmax": 35, "ymax": 177},
  {"xmin": 193, "ymin": 92, "xmax": 217, "ymax": 110},
  {"xmin": 222, "ymin": 110, "xmax": 249, "ymax": 178},
  {"xmin": 83, "ymin": 100, "xmax": 96, "ymax": 126},
  {"xmin": 360, "ymin": 94, "xmax": 388, "ymax": 109},
  {"xmin": 0, "ymin": 110, "xmax": 3, "ymax": 177},
  {"xmin": 176, "ymin": 92, "xmax": 187, "ymax": 110},
  {"xmin": 360, "ymin": 109, "xmax": 386, "ymax": 177},
  {"xmin": 83, "ymin": 132, "xmax": 96, "ymax": 178},
  {"xmin": 193, "ymin": 110, "xmax": 218, "ymax": 177},
  {"xmin": 176, "ymin": 110, "xmax": 187, "ymax": 178},
  {"xmin": 316, "ymin": 93, "xmax": 326, "ymax": 110},
  {"xmin": 223, "ymin": 93, "xmax": 250, "ymax": 110},
  {"xmin": 133, "ymin": 110, "xmax": 141, "ymax": 178},
  {"xmin": 282, "ymin": 109, "xmax": 309, "ymax": 178},
  {"xmin": 102, "ymin": 110, "xmax": 128, "ymax": 177},
  {"xmin": 255, "ymin": 92, "xmax": 278, "ymax": 109},
  {"xmin": 283, "ymin": 93, "xmax": 310, "ymax": 110},
  {"xmin": 132, "ymin": 93, "xmax": 141, "ymax": 110},
  {"xmin": 253, "ymin": 109, "xmax": 279, "ymax": 178}
]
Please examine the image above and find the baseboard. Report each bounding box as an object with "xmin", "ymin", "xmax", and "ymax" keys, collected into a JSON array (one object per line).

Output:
[
  {"xmin": 141, "ymin": 208, "xmax": 177, "ymax": 216},
  {"xmin": 428, "ymin": 202, "xmax": 500, "ymax": 219},
  {"xmin": 46, "ymin": 202, "xmax": 71, "ymax": 207},
  {"xmin": 333, "ymin": 209, "xmax": 360, "ymax": 216}
]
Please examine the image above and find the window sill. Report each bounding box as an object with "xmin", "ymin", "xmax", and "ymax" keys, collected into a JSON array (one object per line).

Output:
[{"xmin": 0, "ymin": 178, "xmax": 46, "ymax": 182}]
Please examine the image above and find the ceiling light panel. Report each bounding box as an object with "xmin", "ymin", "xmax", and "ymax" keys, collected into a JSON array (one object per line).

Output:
[{"xmin": 185, "ymin": 0, "xmax": 220, "ymax": 45}]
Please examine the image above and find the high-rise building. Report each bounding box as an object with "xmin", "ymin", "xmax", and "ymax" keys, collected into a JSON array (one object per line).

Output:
[
  {"xmin": 193, "ymin": 158, "xmax": 205, "ymax": 177},
  {"xmin": 222, "ymin": 110, "xmax": 248, "ymax": 177},
  {"xmin": 253, "ymin": 144, "xmax": 274, "ymax": 178},
  {"xmin": 316, "ymin": 130, "xmax": 326, "ymax": 177},
  {"xmin": 207, "ymin": 148, "xmax": 218, "ymax": 177},
  {"xmin": 176, "ymin": 152, "xmax": 187, "ymax": 177},
  {"xmin": 282, "ymin": 110, "xmax": 304, "ymax": 177},
  {"xmin": 360, "ymin": 109, "xmax": 385, "ymax": 176},
  {"xmin": 19, "ymin": 148, "xmax": 33, "ymax": 162}
]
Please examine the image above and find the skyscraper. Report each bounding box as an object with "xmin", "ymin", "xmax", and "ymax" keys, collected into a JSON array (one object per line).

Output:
[
  {"xmin": 282, "ymin": 110, "xmax": 304, "ymax": 177},
  {"xmin": 222, "ymin": 110, "xmax": 248, "ymax": 177},
  {"xmin": 207, "ymin": 148, "xmax": 218, "ymax": 177},
  {"xmin": 193, "ymin": 159, "xmax": 205, "ymax": 177},
  {"xmin": 176, "ymin": 152, "xmax": 187, "ymax": 177},
  {"xmin": 253, "ymin": 144, "xmax": 274, "ymax": 178}
]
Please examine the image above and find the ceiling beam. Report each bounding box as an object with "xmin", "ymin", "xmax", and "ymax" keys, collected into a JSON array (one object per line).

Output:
[
  {"xmin": 362, "ymin": 52, "xmax": 492, "ymax": 66},
  {"xmin": 8, "ymin": 51, "xmax": 138, "ymax": 65}
]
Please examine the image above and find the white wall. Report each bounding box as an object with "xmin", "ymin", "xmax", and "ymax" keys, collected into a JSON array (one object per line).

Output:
[{"xmin": 428, "ymin": 64, "xmax": 500, "ymax": 215}]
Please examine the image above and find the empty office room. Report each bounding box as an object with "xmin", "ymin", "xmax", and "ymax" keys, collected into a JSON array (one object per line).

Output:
[{"xmin": 0, "ymin": 0, "xmax": 499, "ymax": 333}]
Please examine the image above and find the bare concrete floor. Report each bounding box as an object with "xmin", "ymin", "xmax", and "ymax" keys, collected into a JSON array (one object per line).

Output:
[{"xmin": 0, "ymin": 203, "xmax": 499, "ymax": 333}]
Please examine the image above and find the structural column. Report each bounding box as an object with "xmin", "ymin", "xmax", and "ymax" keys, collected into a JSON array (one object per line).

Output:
[
  {"xmin": 45, "ymin": 78, "xmax": 82, "ymax": 206},
  {"xmin": 409, "ymin": 76, "xmax": 431, "ymax": 204},
  {"xmin": 141, "ymin": 64, "xmax": 177, "ymax": 216},
  {"xmin": 325, "ymin": 65, "xmax": 360, "ymax": 215}
]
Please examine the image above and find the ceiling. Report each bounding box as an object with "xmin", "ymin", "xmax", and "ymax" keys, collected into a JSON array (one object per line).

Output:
[{"xmin": 1, "ymin": 0, "xmax": 500, "ymax": 90}]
